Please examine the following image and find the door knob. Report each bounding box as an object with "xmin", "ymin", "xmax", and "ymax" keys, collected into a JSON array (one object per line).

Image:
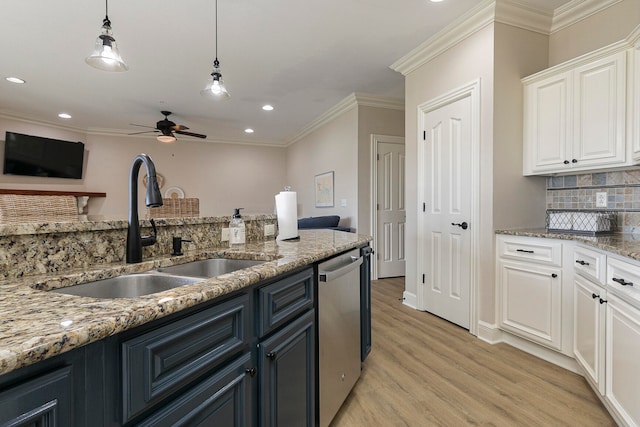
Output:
[{"xmin": 451, "ymin": 222, "xmax": 468, "ymax": 230}]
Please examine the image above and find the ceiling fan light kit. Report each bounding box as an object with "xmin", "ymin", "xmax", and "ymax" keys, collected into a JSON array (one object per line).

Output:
[
  {"xmin": 157, "ymin": 134, "xmax": 177, "ymax": 144},
  {"xmin": 85, "ymin": 0, "xmax": 128, "ymax": 72},
  {"xmin": 201, "ymin": 0, "xmax": 230, "ymax": 100}
]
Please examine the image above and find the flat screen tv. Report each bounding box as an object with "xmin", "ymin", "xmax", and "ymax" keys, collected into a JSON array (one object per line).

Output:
[{"xmin": 3, "ymin": 131, "xmax": 84, "ymax": 179}]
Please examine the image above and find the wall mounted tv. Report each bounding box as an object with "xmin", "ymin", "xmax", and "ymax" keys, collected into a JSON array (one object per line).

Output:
[{"xmin": 3, "ymin": 131, "xmax": 84, "ymax": 179}]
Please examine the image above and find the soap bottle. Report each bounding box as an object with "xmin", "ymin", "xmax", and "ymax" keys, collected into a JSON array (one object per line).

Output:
[{"xmin": 229, "ymin": 208, "xmax": 246, "ymax": 246}]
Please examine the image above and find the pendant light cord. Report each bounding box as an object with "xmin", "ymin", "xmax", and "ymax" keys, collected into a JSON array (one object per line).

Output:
[{"xmin": 215, "ymin": 0, "xmax": 218, "ymax": 61}]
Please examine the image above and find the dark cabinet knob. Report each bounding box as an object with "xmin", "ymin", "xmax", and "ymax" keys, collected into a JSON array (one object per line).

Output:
[
  {"xmin": 451, "ymin": 222, "xmax": 468, "ymax": 230},
  {"xmin": 564, "ymin": 160, "xmax": 570, "ymax": 164},
  {"xmin": 551, "ymin": 273, "xmax": 558, "ymax": 278},
  {"xmin": 266, "ymin": 352, "xmax": 277, "ymax": 360},
  {"xmin": 592, "ymin": 293, "xmax": 599, "ymax": 299},
  {"xmin": 572, "ymin": 159, "xmax": 578, "ymax": 163},
  {"xmin": 600, "ymin": 298, "xmax": 608, "ymax": 304},
  {"xmin": 245, "ymin": 367, "xmax": 257, "ymax": 377}
]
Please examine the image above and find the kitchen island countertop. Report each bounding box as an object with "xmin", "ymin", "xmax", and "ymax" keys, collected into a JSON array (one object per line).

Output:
[
  {"xmin": 496, "ymin": 228, "xmax": 640, "ymax": 262},
  {"xmin": 0, "ymin": 229, "xmax": 370, "ymax": 376}
]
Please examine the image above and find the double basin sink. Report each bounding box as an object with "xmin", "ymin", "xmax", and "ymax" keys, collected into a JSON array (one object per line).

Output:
[{"xmin": 51, "ymin": 258, "xmax": 266, "ymax": 299}]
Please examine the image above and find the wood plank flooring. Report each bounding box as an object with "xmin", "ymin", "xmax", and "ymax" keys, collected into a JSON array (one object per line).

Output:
[{"xmin": 330, "ymin": 277, "xmax": 616, "ymax": 427}]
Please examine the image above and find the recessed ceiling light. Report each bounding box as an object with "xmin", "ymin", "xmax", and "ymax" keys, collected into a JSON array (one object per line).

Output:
[
  {"xmin": 262, "ymin": 104, "xmax": 274, "ymax": 111},
  {"xmin": 430, "ymin": 0, "xmax": 444, "ymax": 2},
  {"xmin": 5, "ymin": 77, "xmax": 25, "ymax": 84},
  {"xmin": 58, "ymin": 113, "xmax": 72, "ymax": 119},
  {"xmin": 244, "ymin": 128, "xmax": 254, "ymax": 134}
]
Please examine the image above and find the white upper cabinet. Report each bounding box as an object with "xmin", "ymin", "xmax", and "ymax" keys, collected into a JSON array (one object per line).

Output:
[
  {"xmin": 523, "ymin": 50, "xmax": 628, "ymax": 175},
  {"xmin": 633, "ymin": 39, "xmax": 640, "ymax": 160}
]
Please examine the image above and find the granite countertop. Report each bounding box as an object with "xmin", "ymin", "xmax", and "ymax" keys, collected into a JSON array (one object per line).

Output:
[
  {"xmin": 0, "ymin": 229, "xmax": 371, "ymax": 376},
  {"xmin": 496, "ymin": 228, "xmax": 640, "ymax": 262}
]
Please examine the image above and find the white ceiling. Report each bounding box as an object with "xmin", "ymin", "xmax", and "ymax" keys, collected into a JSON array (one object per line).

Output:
[{"xmin": 0, "ymin": 0, "xmax": 569, "ymax": 146}]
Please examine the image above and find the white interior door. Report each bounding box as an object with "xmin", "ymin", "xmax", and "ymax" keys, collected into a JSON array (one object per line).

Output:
[
  {"xmin": 377, "ymin": 141, "xmax": 406, "ymax": 278},
  {"xmin": 421, "ymin": 95, "xmax": 472, "ymax": 329}
]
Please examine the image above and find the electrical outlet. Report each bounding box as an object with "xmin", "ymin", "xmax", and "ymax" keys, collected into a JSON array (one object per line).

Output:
[
  {"xmin": 596, "ymin": 192, "xmax": 607, "ymax": 208},
  {"xmin": 221, "ymin": 228, "xmax": 230, "ymax": 241},
  {"xmin": 264, "ymin": 224, "xmax": 275, "ymax": 237}
]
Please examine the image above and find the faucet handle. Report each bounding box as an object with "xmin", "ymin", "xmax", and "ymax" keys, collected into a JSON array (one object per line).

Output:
[{"xmin": 141, "ymin": 218, "xmax": 158, "ymax": 247}]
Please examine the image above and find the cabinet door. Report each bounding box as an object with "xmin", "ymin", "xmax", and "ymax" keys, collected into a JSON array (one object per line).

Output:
[
  {"xmin": 258, "ymin": 310, "xmax": 315, "ymax": 427},
  {"xmin": 605, "ymin": 294, "xmax": 640, "ymax": 427},
  {"xmin": 499, "ymin": 261, "xmax": 563, "ymax": 350},
  {"xmin": 137, "ymin": 353, "xmax": 253, "ymax": 427},
  {"xmin": 523, "ymin": 71, "xmax": 572, "ymax": 175},
  {"xmin": 572, "ymin": 51, "xmax": 626, "ymax": 168},
  {"xmin": 573, "ymin": 276, "xmax": 606, "ymax": 394},
  {"xmin": 0, "ymin": 366, "xmax": 73, "ymax": 427}
]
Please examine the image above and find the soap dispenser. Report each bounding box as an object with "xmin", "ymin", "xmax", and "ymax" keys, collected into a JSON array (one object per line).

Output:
[{"xmin": 229, "ymin": 208, "xmax": 246, "ymax": 246}]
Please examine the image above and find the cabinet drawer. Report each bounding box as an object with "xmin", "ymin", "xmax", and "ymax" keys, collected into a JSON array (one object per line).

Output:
[
  {"xmin": 574, "ymin": 245, "xmax": 606, "ymax": 285},
  {"xmin": 256, "ymin": 268, "xmax": 314, "ymax": 338},
  {"xmin": 122, "ymin": 293, "xmax": 250, "ymax": 423},
  {"xmin": 498, "ymin": 235, "xmax": 563, "ymax": 267},
  {"xmin": 607, "ymin": 257, "xmax": 640, "ymax": 309}
]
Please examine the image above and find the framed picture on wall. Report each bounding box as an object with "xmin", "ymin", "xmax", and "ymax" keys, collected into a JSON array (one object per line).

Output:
[{"xmin": 315, "ymin": 171, "xmax": 334, "ymax": 207}]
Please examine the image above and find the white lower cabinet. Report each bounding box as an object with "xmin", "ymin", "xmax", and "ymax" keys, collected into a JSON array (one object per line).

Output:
[
  {"xmin": 573, "ymin": 275, "xmax": 606, "ymax": 394},
  {"xmin": 605, "ymin": 293, "xmax": 640, "ymax": 427},
  {"xmin": 499, "ymin": 261, "xmax": 563, "ymax": 351}
]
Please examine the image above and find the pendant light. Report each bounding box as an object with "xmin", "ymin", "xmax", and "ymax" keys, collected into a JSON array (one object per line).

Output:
[
  {"xmin": 201, "ymin": 0, "xmax": 230, "ymax": 99},
  {"xmin": 85, "ymin": 0, "xmax": 129, "ymax": 72}
]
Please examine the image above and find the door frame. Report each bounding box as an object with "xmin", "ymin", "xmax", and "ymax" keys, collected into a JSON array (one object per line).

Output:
[
  {"xmin": 416, "ymin": 79, "xmax": 480, "ymax": 336},
  {"xmin": 370, "ymin": 134, "xmax": 405, "ymax": 280}
]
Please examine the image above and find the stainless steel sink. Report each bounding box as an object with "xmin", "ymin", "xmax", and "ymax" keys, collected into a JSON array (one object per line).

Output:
[
  {"xmin": 156, "ymin": 258, "xmax": 266, "ymax": 278},
  {"xmin": 51, "ymin": 273, "xmax": 202, "ymax": 299}
]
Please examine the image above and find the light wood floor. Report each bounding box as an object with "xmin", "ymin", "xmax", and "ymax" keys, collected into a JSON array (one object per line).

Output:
[{"xmin": 330, "ymin": 277, "xmax": 616, "ymax": 427}]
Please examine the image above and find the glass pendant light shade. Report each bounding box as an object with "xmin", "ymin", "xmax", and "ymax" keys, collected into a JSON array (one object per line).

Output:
[
  {"xmin": 86, "ymin": 2, "xmax": 128, "ymax": 72},
  {"xmin": 201, "ymin": 59, "xmax": 230, "ymax": 99}
]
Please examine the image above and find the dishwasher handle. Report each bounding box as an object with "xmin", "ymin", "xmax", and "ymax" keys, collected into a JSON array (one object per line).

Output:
[{"xmin": 319, "ymin": 256, "xmax": 363, "ymax": 282}]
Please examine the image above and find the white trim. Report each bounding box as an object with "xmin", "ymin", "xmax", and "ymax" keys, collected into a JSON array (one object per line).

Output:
[
  {"xmin": 390, "ymin": 0, "xmax": 495, "ymax": 76},
  {"xmin": 551, "ymin": 0, "xmax": 623, "ymax": 34},
  {"xmin": 402, "ymin": 290, "xmax": 418, "ymax": 309},
  {"xmin": 498, "ymin": 330, "xmax": 582, "ymax": 374},
  {"xmin": 477, "ymin": 321, "xmax": 502, "ymax": 344},
  {"xmin": 416, "ymin": 79, "xmax": 481, "ymax": 337},
  {"xmin": 286, "ymin": 93, "xmax": 403, "ymax": 147},
  {"xmin": 370, "ymin": 134, "xmax": 405, "ymax": 281},
  {"xmin": 494, "ymin": 0, "xmax": 553, "ymax": 35}
]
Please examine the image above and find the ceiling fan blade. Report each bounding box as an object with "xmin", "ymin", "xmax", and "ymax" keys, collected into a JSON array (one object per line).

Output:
[
  {"xmin": 175, "ymin": 130, "xmax": 207, "ymax": 139},
  {"xmin": 128, "ymin": 130, "xmax": 159, "ymax": 135},
  {"xmin": 129, "ymin": 123, "xmax": 157, "ymax": 129},
  {"xmin": 171, "ymin": 124, "xmax": 189, "ymax": 131}
]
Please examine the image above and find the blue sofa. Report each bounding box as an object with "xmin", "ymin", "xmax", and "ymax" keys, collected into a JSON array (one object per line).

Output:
[{"xmin": 297, "ymin": 215, "xmax": 351, "ymax": 232}]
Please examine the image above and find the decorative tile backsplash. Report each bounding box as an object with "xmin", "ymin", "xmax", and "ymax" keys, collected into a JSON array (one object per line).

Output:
[{"xmin": 546, "ymin": 170, "xmax": 640, "ymax": 233}]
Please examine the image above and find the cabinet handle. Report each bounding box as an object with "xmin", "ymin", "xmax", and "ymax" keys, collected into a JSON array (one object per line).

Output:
[
  {"xmin": 266, "ymin": 352, "xmax": 277, "ymax": 360},
  {"xmin": 592, "ymin": 293, "xmax": 600, "ymax": 299},
  {"xmin": 599, "ymin": 298, "xmax": 608, "ymax": 304},
  {"xmin": 516, "ymin": 249, "xmax": 534, "ymax": 254},
  {"xmin": 245, "ymin": 367, "xmax": 257, "ymax": 377},
  {"xmin": 575, "ymin": 260, "xmax": 590, "ymax": 266},
  {"xmin": 612, "ymin": 277, "xmax": 634, "ymax": 287},
  {"xmin": 572, "ymin": 159, "xmax": 578, "ymax": 163},
  {"xmin": 563, "ymin": 160, "xmax": 570, "ymax": 164},
  {"xmin": 551, "ymin": 273, "xmax": 558, "ymax": 278}
]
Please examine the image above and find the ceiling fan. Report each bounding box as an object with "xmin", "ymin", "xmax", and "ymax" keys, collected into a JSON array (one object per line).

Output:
[{"xmin": 129, "ymin": 111, "xmax": 207, "ymax": 143}]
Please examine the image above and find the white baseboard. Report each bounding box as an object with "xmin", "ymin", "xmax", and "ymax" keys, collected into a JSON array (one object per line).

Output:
[
  {"xmin": 477, "ymin": 321, "xmax": 502, "ymax": 344},
  {"xmin": 402, "ymin": 291, "xmax": 417, "ymax": 309}
]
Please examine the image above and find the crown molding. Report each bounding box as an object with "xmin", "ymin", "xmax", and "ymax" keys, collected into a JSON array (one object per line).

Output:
[
  {"xmin": 390, "ymin": 0, "xmax": 496, "ymax": 76},
  {"xmin": 495, "ymin": 0, "xmax": 553, "ymax": 34},
  {"xmin": 286, "ymin": 93, "xmax": 403, "ymax": 146},
  {"xmin": 551, "ymin": 0, "xmax": 623, "ymax": 34},
  {"xmin": 0, "ymin": 111, "xmax": 88, "ymax": 135}
]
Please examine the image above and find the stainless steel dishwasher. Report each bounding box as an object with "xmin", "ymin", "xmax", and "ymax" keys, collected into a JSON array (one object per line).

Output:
[{"xmin": 318, "ymin": 248, "xmax": 363, "ymax": 427}]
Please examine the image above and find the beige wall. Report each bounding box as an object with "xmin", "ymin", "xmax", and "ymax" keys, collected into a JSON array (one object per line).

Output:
[
  {"xmin": 493, "ymin": 23, "xmax": 548, "ymax": 231},
  {"xmin": 357, "ymin": 106, "xmax": 405, "ymax": 235},
  {"xmin": 286, "ymin": 107, "xmax": 359, "ymax": 229},
  {"xmin": 548, "ymin": 0, "xmax": 640, "ymax": 65},
  {"xmin": 0, "ymin": 117, "xmax": 287, "ymax": 218}
]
